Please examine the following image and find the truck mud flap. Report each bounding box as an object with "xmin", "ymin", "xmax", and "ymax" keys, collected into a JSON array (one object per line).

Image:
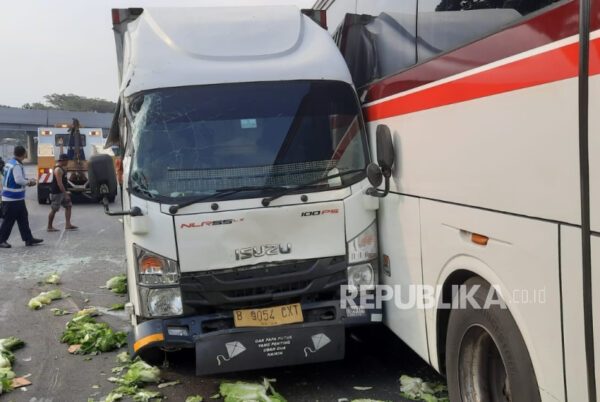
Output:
[{"xmin": 195, "ymin": 324, "xmax": 344, "ymax": 376}]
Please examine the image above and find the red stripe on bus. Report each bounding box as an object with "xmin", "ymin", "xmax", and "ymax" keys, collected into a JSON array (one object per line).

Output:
[{"xmin": 364, "ymin": 41, "xmax": 580, "ymax": 121}]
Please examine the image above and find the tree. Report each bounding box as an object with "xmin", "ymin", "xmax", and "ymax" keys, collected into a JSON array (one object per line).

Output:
[
  {"xmin": 22, "ymin": 102, "xmax": 53, "ymax": 110},
  {"xmin": 22, "ymin": 93, "xmax": 117, "ymax": 113}
]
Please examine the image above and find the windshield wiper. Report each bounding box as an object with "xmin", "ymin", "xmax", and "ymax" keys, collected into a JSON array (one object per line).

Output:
[
  {"xmin": 169, "ymin": 185, "xmax": 286, "ymax": 214},
  {"xmin": 261, "ymin": 169, "xmax": 364, "ymax": 207}
]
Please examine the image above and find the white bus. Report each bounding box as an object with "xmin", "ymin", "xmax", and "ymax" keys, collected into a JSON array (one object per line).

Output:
[{"xmin": 315, "ymin": 0, "xmax": 600, "ymax": 401}]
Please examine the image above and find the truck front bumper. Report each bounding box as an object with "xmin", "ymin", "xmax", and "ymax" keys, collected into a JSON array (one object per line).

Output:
[{"xmin": 129, "ymin": 300, "xmax": 381, "ymax": 375}]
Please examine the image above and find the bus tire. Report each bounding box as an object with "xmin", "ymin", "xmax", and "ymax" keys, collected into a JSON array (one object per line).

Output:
[{"xmin": 445, "ymin": 276, "xmax": 541, "ymax": 402}]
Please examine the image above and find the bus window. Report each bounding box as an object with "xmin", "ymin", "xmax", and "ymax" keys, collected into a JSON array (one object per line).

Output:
[{"xmin": 417, "ymin": 0, "xmax": 567, "ymax": 62}]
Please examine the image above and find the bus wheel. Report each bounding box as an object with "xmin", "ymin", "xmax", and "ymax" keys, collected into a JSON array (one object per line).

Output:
[{"xmin": 445, "ymin": 277, "xmax": 540, "ymax": 402}]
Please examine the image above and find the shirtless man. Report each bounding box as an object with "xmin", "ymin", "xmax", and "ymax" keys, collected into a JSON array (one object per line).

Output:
[{"xmin": 47, "ymin": 153, "xmax": 78, "ymax": 232}]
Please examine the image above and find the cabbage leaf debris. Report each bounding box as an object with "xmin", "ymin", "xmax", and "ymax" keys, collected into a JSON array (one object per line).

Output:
[{"xmin": 60, "ymin": 314, "xmax": 127, "ymax": 355}]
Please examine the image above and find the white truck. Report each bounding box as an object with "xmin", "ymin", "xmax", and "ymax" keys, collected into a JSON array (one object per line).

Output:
[
  {"xmin": 37, "ymin": 122, "xmax": 112, "ymax": 203},
  {"xmin": 89, "ymin": 6, "xmax": 391, "ymax": 375}
]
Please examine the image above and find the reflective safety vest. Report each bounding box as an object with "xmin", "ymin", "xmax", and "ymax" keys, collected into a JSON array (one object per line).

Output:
[{"xmin": 2, "ymin": 158, "xmax": 26, "ymax": 201}]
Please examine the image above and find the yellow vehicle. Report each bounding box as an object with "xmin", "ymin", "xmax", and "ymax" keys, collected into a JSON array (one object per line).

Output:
[{"xmin": 37, "ymin": 120, "xmax": 114, "ymax": 204}]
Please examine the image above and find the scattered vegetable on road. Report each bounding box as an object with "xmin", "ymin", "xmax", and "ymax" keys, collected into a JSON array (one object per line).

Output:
[
  {"xmin": 45, "ymin": 272, "xmax": 61, "ymax": 285},
  {"xmin": 51, "ymin": 308, "xmax": 72, "ymax": 316},
  {"xmin": 107, "ymin": 274, "xmax": 127, "ymax": 294},
  {"xmin": 0, "ymin": 337, "xmax": 26, "ymax": 395},
  {"xmin": 105, "ymin": 354, "xmax": 164, "ymax": 401},
  {"xmin": 399, "ymin": 375, "xmax": 448, "ymax": 402},
  {"xmin": 109, "ymin": 303, "xmax": 125, "ymax": 311},
  {"xmin": 219, "ymin": 379, "xmax": 286, "ymax": 402},
  {"xmin": 60, "ymin": 314, "xmax": 127, "ymax": 355},
  {"xmin": 28, "ymin": 290, "xmax": 69, "ymax": 310},
  {"xmin": 75, "ymin": 306, "xmax": 100, "ymax": 317}
]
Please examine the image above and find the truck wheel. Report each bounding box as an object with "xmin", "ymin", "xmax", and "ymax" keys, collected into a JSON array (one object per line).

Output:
[
  {"xmin": 138, "ymin": 347, "xmax": 166, "ymax": 366},
  {"xmin": 445, "ymin": 277, "xmax": 541, "ymax": 402},
  {"xmin": 108, "ymin": 195, "xmax": 116, "ymax": 204},
  {"xmin": 37, "ymin": 190, "xmax": 47, "ymax": 204}
]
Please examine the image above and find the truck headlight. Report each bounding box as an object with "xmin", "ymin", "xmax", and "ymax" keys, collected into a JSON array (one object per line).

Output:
[
  {"xmin": 348, "ymin": 263, "xmax": 374, "ymax": 291},
  {"xmin": 140, "ymin": 287, "xmax": 183, "ymax": 317},
  {"xmin": 134, "ymin": 245, "xmax": 180, "ymax": 285},
  {"xmin": 347, "ymin": 221, "xmax": 378, "ymax": 264},
  {"xmin": 347, "ymin": 221, "xmax": 378, "ymax": 292}
]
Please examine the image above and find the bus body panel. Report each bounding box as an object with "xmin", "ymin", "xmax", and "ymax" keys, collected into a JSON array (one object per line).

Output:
[
  {"xmin": 379, "ymin": 194, "xmax": 430, "ymax": 363},
  {"xmin": 364, "ymin": 73, "xmax": 581, "ymax": 224},
  {"xmin": 561, "ymin": 226, "xmax": 590, "ymax": 401},
  {"xmin": 592, "ymin": 235, "xmax": 600, "ymax": 399},
  {"xmin": 419, "ymin": 199, "xmax": 564, "ymax": 401}
]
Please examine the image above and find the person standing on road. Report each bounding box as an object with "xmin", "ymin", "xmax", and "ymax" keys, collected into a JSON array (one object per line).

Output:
[
  {"xmin": 0, "ymin": 156, "xmax": 5, "ymax": 219},
  {"xmin": 47, "ymin": 154, "xmax": 78, "ymax": 232},
  {"xmin": 0, "ymin": 146, "xmax": 43, "ymax": 248}
]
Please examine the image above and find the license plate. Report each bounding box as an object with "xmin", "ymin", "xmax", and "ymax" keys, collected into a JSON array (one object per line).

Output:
[{"xmin": 233, "ymin": 303, "xmax": 304, "ymax": 327}]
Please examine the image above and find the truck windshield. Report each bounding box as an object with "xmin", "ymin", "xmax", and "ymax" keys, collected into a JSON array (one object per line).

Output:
[{"xmin": 128, "ymin": 80, "xmax": 368, "ymax": 201}]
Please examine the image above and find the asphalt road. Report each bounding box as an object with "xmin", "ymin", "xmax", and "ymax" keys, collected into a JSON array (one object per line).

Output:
[{"xmin": 0, "ymin": 165, "xmax": 441, "ymax": 402}]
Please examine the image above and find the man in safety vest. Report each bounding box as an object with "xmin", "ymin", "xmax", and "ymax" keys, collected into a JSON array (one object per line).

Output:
[{"xmin": 0, "ymin": 146, "xmax": 43, "ymax": 248}]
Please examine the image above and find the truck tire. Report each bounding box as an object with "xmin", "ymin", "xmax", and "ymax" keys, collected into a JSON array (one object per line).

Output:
[
  {"xmin": 445, "ymin": 277, "xmax": 541, "ymax": 402},
  {"xmin": 37, "ymin": 186, "xmax": 48, "ymax": 204},
  {"xmin": 138, "ymin": 347, "xmax": 166, "ymax": 366},
  {"xmin": 108, "ymin": 195, "xmax": 116, "ymax": 204}
]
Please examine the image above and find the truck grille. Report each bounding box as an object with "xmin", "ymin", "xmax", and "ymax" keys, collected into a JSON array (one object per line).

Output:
[{"xmin": 180, "ymin": 256, "xmax": 346, "ymax": 312}]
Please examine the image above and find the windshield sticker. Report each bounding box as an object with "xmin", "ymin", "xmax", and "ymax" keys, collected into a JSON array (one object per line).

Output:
[{"xmin": 240, "ymin": 119, "xmax": 257, "ymax": 129}]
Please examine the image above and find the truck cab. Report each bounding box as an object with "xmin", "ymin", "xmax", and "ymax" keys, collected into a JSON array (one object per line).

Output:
[{"xmin": 103, "ymin": 6, "xmax": 386, "ymax": 374}]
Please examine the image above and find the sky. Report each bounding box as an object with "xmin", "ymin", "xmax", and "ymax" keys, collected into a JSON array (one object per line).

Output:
[{"xmin": 0, "ymin": 0, "xmax": 315, "ymax": 108}]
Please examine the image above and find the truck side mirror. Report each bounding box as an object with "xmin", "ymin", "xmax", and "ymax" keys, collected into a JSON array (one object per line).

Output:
[
  {"xmin": 367, "ymin": 124, "xmax": 395, "ymax": 198},
  {"xmin": 366, "ymin": 163, "xmax": 383, "ymax": 187},
  {"xmin": 89, "ymin": 154, "xmax": 117, "ymax": 199},
  {"xmin": 88, "ymin": 154, "xmax": 141, "ymax": 216}
]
